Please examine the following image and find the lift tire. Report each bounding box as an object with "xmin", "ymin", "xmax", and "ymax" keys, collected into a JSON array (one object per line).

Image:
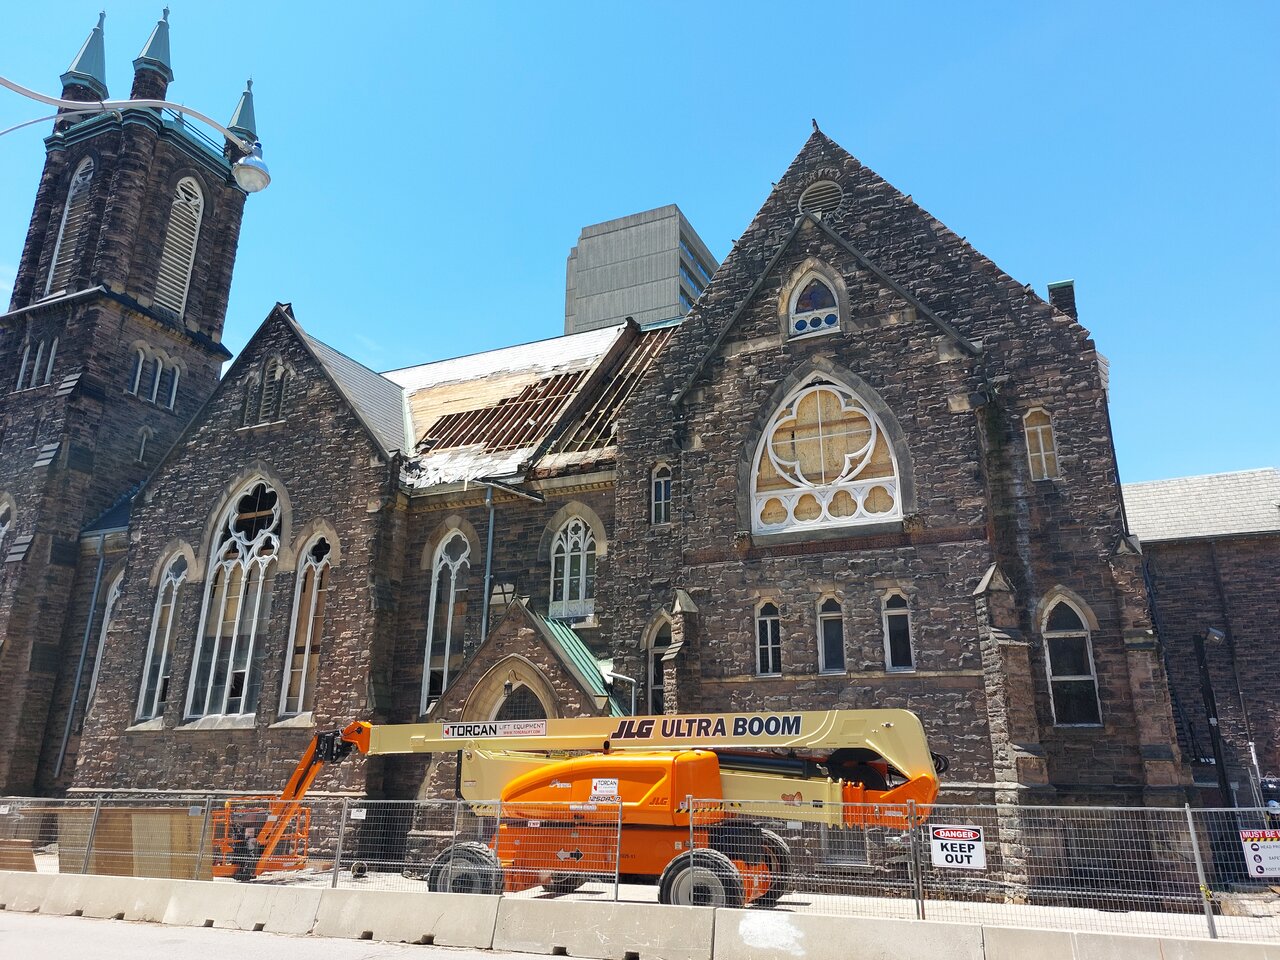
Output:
[
  {"xmin": 750, "ymin": 829, "xmax": 793, "ymax": 909},
  {"xmin": 544, "ymin": 872, "xmax": 588, "ymax": 895},
  {"xmin": 425, "ymin": 841, "xmax": 504, "ymax": 895},
  {"xmin": 658, "ymin": 849, "xmax": 745, "ymax": 908}
]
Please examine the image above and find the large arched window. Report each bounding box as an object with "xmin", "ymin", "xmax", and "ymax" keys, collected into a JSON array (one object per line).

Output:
[
  {"xmin": 1042, "ymin": 598, "xmax": 1101, "ymax": 726},
  {"xmin": 648, "ymin": 620, "xmax": 672, "ymax": 713},
  {"xmin": 153, "ymin": 177, "xmax": 204, "ymax": 318},
  {"xmin": 281, "ymin": 537, "xmax": 332, "ymax": 717},
  {"xmin": 752, "ymin": 377, "xmax": 901, "ymax": 534},
  {"xmin": 46, "ymin": 157, "xmax": 94, "ymax": 296},
  {"xmin": 549, "ymin": 517, "xmax": 596, "ymax": 621},
  {"xmin": 422, "ymin": 531, "xmax": 471, "ymax": 713},
  {"xmin": 187, "ymin": 482, "xmax": 281, "ymax": 718},
  {"xmin": 137, "ymin": 556, "xmax": 187, "ymax": 721}
]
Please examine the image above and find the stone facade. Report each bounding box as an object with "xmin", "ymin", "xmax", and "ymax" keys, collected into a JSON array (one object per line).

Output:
[{"xmin": 0, "ymin": 42, "xmax": 1226, "ymax": 810}]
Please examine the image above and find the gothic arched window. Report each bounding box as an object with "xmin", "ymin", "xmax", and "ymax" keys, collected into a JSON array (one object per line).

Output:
[
  {"xmin": 85, "ymin": 572, "xmax": 123, "ymax": 721},
  {"xmin": 129, "ymin": 348, "xmax": 146, "ymax": 395},
  {"xmin": 494, "ymin": 685, "xmax": 547, "ymax": 722},
  {"xmin": 789, "ymin": 275, "xmax": 839, "ymax": 338},
  {"xmin": 651, "ymin": 464, "xmax": 672, "ymax": 525},
  {"xmin": 1024, "ymin": 408, "xmax": 1060, "ymax": 481},
  {"xmin": 281, "ymin": 537, "xmax": 331, "ymax": 716},
  {"xmin": 137, "ymin": 556, "xmax": 187, "ymax": 721},
  {"xmin": 0, "ymin": 501, "xmax": 13, "ymax": 547},
  {"xmin": 188, "ymin": 482, "xmax": 281, "ymax": 718},
  {"xmin": 422, "ymin": 531, "xmax": 471, "ymax": 713},
  {"xmin": 1042, "ymin": 598, "xmax": 1101, "ymax": 726},
  {"xmin": 549, "ymin": 517, "xmax": 596, "ymax": 621},
  {"xmin": 752, "ymin": 377, "xmax": 901, "ymax": 534},
  {"xmin": 153, "ymin": 177, "xmax": 204, "ymax": 319},
  {"xmin": 46, "ymin": 157, "xmax": 95, "ymax": 296}
]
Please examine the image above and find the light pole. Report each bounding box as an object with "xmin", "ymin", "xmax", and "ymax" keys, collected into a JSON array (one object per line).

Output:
[{"xmin": 0, "ymin": 73, "xmax": 270, "ymax": 192}]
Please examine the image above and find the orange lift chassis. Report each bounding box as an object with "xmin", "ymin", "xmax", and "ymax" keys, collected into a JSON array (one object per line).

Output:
[{"xmin": 211, "ymin": 709, "xmax": 944, "ymax": 907}]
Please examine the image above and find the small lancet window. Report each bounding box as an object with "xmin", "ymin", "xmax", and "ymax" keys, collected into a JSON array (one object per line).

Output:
[
  {"xmin": 1024, "ymin": 408, "xmax": 1060, "ymax": 481},
  {"xmin": 46, "ymin": 157, "xmax": 95, "ymax": 296},
  {"xmin": 1043, "ymin": 598, "xmax": 1101, "ymax": 726},
  {"xmin": 129, "ymin": 349, "xmax": 146, "ymax": 395},
  {"xmin": 882, "ymin": 592, "xmax": 914, "ymax": 671},
  {"xmin": 651, "ymin": 465, "xmax": 672, "ymax": 525},
  {"xmin": 756, "ymin": 601, "xmax": 782, "ymax": 676},
  {"xmin": 789, "ymin": 277, "xmax": 839, "ymax": 338},
  {"xmin": 43, "ymin": 338, "xmax": 57, "ymax": 384},
  {"xmin": 818, "ymin": 597, "xmax": 845, "ymax": 673},
  {"xmin": 15, "ymin": 341, "xmax": 31, "ymax": 391}
]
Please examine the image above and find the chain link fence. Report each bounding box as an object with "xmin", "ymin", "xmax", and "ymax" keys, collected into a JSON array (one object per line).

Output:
[{"xmin": 1, "ymin": 795, "xmax": 1276, "ymax": 942}]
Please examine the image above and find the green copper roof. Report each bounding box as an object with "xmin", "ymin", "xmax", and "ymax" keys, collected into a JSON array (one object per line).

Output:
[
  {"xmin": 228, "ymin": 79, "xmax": 257, "ymax": 141},
  {"xmin": 62, "ymin": 12, "xmax": 108, "ymax": 99},
  {"xmin": 134, "ymin": 8, "xmax": 173, "ymax": 83},
  {"xmin": 534, "ymin": 613, "xmax": 626, "ymax": 717}
]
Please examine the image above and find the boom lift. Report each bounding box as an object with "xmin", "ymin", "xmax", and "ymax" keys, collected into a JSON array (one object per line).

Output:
[{"xmin": 212, "ymin": 709, "xmax": 941, "ymax": 907}]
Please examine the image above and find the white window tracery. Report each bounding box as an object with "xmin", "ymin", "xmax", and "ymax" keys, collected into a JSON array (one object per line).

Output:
[
  {"xmin": 752, "ymin": 378, "xmax": 901, "ymax": 534},
  {"xmin": 46, "ymin": 157, "xmax": 94, "ymax": 296},
  {"xmin": 549, "ymin": 518, "xmax": 596, "ymax": 621},
  {"xmin": 281, "ymin": 537, "xmax": 331, "ymax": 716},
  {"xmin": 138, "ymin": 556, "xmax": 187, "ymax": 721},
  {"xmin": 422, "ymin": 531, "xmax": 470, "ymax": 713},
  {"xmin": 187, "ymin": 482, "xmax": 281, "ymax": 718},
  {"xmin": 1042, "ymin": 598, "xmax": 1102, "ymax": 726},
  {"xmin": 788, "ymin": 274, "xmax": 840, "ymax": 339}
]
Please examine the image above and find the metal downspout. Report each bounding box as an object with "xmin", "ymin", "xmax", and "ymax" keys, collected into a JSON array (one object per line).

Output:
[
  {"xmin": 480, "ymin": 485, "xmax": 495, "ymax": 642},
  {"xmin": 55, "ymin": 533, "xmax": 106, "ymax": 779}
]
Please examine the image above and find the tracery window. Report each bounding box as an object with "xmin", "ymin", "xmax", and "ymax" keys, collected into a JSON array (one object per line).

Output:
[
  {"xmin": 137, "ymin": 556, "xmax": 187, "ymax": 721},
  {"xmin": 85, "ymin": 572, "xmax": 123, "ymax": 722},
  {"xmin": 789, "ymin": 275, "xmax": 840, "ymax": 338},
  {"xmin": 153, "ymin": 177, "xmax": 204, "ymax": 319},
  {"xmin": 752, "ymin": 377, "xmax": 901, "ymax": 534},
  {"xmin": 494, "ymin": 685, "xmax": 547, "ymax": 722},
  {"xmin": 648, "ymin": 621, "xmax": 672, "ymax": 713},
  {"xmin": 651, "ymin": 464, "xmax": 672, "ymax": 525},
  {"xmin": 281, "ymin": 537, "xmax": 331, "ymax": 716},
  {"xmin": 818, "ymin": 597, "xmax": 845, "ymax": 673},
  {"xmin": 422, "ymin": 531, "xmax": 470, "ymax": 713},
  {"xmin": 1024, "ymin": 408, "xmax": 1060, "ymax": 481},
  {"xmin": 46, "ymin": 157, "xmax": 94, "ymax": 296},
  {"xmin": 549, "ymin": 518, "xmax": 596, "ymax": 621},
  {"xmin": 756, "ymin": 601, "xmax": 781, "ymax": 676},
  {"xmin": 882, "ymin": 592, "xmax": 914, "ymax": 671},
  {"xmin": 1042, "ymin": 599, "xmax": 1101, "ymax": 726},
  {"xmin": 187, "ymin": 483, "xmax": 281, "ymax": 718}
]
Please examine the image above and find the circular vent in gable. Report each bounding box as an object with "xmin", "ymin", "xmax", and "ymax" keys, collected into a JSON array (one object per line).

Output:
[{"xmin": 798, "ymin": 180, "xmax": 844, "ymax": 217}]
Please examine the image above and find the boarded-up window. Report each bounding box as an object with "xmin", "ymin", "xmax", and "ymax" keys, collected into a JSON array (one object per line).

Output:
[
  {"xmin": 153, "ymin": 177, "xmax": 204, "ymax": 318},
  {"xmin": 752, "ymin": 378, "xmax": 901, "ymax": 534},
  {"xmin": 46, "ymin": 157, "xmax": 94, "ymax": 296}
]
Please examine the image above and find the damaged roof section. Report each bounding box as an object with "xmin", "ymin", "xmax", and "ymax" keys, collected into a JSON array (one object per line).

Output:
[{"xmin": 383, "ymin": 321, "xmax": 674, "ymax": 489}]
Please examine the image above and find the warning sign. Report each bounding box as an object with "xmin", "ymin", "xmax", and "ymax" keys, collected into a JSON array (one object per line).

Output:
[
  {"xmin": 930, "ymin": 824, "xmax": 986, "ymax": 870},
  {"xmin": 1239, "ymin": 829, "xmax": 1280, "ymax": 878}
]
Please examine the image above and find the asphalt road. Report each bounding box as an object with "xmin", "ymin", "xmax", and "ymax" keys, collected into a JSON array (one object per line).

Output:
[{"xmin": 0, "ymin": 911, "xmax": 544, "ymax": 959}]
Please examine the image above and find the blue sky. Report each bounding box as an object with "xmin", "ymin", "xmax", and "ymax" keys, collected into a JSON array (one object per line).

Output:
[{"xmin": 1, "ymin": 2, "xmax": 1275, "ymax": 482}]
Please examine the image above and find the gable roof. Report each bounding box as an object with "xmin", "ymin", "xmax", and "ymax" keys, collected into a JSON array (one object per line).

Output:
[
  {"xmin": 528, "ymin": 609, "xmax": 626, "ymax": 717},
  {"xmin": 295, "ymin": 324, "xmax": 410, "ymax": 459},
  {"xmin": 1123, "ymin": 468, "xmax": 1280, "ymax": 543}
]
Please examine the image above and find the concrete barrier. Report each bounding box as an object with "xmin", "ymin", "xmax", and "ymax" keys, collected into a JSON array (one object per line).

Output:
[
  {"xmin": 314, "ymin": 888, "xmax": 498, "ymax": 948},
  {"xmin": 983, "ymin": 924, "xmax": 1074, "ymax": 960},
  {"xmin": 712, "ymin": 909, "xmax": 986, "ymax": 960},
  {"xmin": 494, "ymin": 898, "xmax": 715, "ymax": 960},
  {"xmin": 1154, "ymin": 937, "xmax": 1277, "ymax": 959},
  {"xmin": 161, "ymin": 878, "xmax": 320, "ymax": 935},
  {"xmin": 0, "ymin": 870, "xmax": 54, "ymax": 912}
]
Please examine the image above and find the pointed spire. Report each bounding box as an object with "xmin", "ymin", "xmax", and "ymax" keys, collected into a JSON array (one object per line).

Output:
[
  {"xmin": 61, "ymin": 11, "xmax": 109, "ymax": 100},
  {"xmin": 133, "ymin": 8, "xmax": 174, "ymax": 84},
  {"xmin": 227, "ymin": 78, "xmax": 257, "ymax": 142}
]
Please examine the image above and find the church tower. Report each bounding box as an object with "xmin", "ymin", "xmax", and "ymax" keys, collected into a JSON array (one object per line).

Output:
[{"xmin": 0, "ymin": 12, "xmax": 261, "ymax": 793}]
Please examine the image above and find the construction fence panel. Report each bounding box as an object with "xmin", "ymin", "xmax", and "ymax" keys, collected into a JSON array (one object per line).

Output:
[
  {"xmin": 1193, "ymin": 806, "xmax": 1280, "ymax": 943},
  {"xmin": 0, "ymin": 796, "xmax": 101, "ymax": 875}
]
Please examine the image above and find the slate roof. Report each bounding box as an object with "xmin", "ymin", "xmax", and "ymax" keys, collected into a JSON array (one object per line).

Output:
[
  {"xmin": 1123, "ymin": 468, "xmax": 1280, "ymax": 543},
  {"xmin": 298, "ymin": 330, "xmax": 411, "ymax": 459}
]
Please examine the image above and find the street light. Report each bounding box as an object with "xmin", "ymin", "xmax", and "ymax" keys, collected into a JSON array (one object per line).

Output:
[{"xmin": 0, "ymin": 74, "xmax": 271, "ymax": 192}]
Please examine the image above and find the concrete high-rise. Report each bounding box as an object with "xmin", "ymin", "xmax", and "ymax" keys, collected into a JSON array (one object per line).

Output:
[{"xmin": 564, "ymin": 204, "xmax": 719, "ymax": 334}]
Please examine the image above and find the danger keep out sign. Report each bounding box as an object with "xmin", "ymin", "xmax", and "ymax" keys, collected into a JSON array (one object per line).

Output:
[
  {"xmin": 930, "ymin": 824, "xmax": 987, "ymax": 870},
  {"xmin": 1239, "ymin": 829, "xmax": 1280, "ymax": 878}
]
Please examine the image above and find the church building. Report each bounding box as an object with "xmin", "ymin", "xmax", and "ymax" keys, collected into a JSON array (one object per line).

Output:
[{"xmin": 4, "ymin": 15, "xmax": 1272, "ymax": 812}]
